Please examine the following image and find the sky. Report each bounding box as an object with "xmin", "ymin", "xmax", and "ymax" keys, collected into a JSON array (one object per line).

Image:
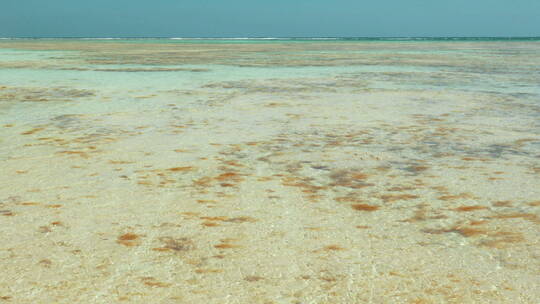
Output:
[{"xmin": 1, "ymin": 0, "xmax": 539, "ymax": 38}]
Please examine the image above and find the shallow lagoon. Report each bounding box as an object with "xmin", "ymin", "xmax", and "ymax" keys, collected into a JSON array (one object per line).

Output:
[{"xmin": 0, "ymin": 39, "xmax": 539, "ymax": 303}]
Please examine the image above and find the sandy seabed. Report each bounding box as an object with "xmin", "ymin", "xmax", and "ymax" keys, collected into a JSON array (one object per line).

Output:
[{"xmin": 0, "ymin": 40, "xmax": 539, "ymax": 303}]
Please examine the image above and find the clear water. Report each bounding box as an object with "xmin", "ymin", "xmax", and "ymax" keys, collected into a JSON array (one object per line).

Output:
[{"xmin": 1, "ymin": 39, "xmax": 539, "ymax": 303}]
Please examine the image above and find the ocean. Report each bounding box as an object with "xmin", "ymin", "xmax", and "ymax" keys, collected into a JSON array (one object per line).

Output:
[{"xmin": 1, "ymin": 38, "xmax": 539, "ymax": 303}]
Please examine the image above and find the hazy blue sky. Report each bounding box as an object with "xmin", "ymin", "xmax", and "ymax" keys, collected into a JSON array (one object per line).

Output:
[{"xmin": 1, "ymin": 0, "xmax": 539, "ymax": 37}]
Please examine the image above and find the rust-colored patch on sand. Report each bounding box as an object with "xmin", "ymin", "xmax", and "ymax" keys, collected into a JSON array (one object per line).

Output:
[
  {"xmin": 140, "ymin": 277, "xmax": 171, "ymax": 288},
  {"xmin": 223, "ymin": 160, "xmax": 244, "ymax": 167},
  {"xmin": 45, "ymin": 204, "xmax": 63, "ymax": 208},
  {"xmin": 351, "ymin": 204, "xmax": 379, "ymax": 211},
  {"xmin": 195, "ymin": 269, "xmax": 223, "ymax": 274},
  {"xmin": 57, "ymin": 151, "xmax": 90, "ymax": 158},
  {"xmin": 21, "ymin": 127, "xmax": 45, "ymax": 135},
  {"xmin": 527, "ymin": 201, "xmax": 540, "ymax": 207},
  {"xmin": 323, "ymin": 245, "xmax": 346, "ymax": 251},
  {"xmin": 215, "ymin": 172, "xmax": 242, "ymax": 181},
  {"xmin": 193, "ymin": 177, "xmax": 212, "ymax": 187},
  {"xmin": 197, "ymin": 199, "xmax": 217, "ymax": 204},
  {"xmin": 152, "ymin": 247, "xmax": 173, "ymax": 252},
  {"xmin": 470, "ymin": 220, "xmax": 489, "ymax": 226},
  {"xmin": 492, "ymin": 201, "xmax": 513, "ymax": 207},
  {"xmin": 117, "ymin": 233, "xmax": 141, "ymax": 247},
  {"xmin": 329, "ymin": 170, "xmax": 372, "ymax": 189},
  {"xmin": 453, "ymin": 205, "xmax": 487, "ymax": 212},
  {"xmin": 409, "ymin": 165, "xmax": 430, "ymax": 173},
  {"xmin": 168, "ymin": 166, "xmax": 194, "ymax": 172},
  {"xmin": 244, "ymin": 275, "xmax": 264, "ymax": 282},
  {"xmin": 350, "ymin": 173, "xmax": 369, "ymax": 180},
  {"xmin": 214, "ymin": 239, "xmax": 241, "ymax": 249},
  {"xmin": 202, "ymin": 222, "xmax": 220, "ymax": 227},
  {"xmin": 214, "ymin": 243, "xmax": 240, "ymax": 249},
  {"xmin": 158, "ymin": 237, "xmax": 195, "ymax": 252},
  {"xmin": 479, "ymin": 231, "xmax": 526, "ymax": 248},
  {"xmin": 453, "ymin": 227, "xmax": 488, "ymax": 237},
  {"xmin": 438, "ymin": 193, "xmax": 474, "ymax": 201},
  {"xmin": 19, "ymin": 202, "xmax": 40, "ymax": 206},
  {"xmin": 491, "ymin": 213, "xmax": 539, "ymax": 224},
  {"xmin": 200, "ymin": 216, "xmax": 228, "ymax": 221},
  {"xmin": 224, "ymin": 216, "xmax": 257, "ymax": 223}
]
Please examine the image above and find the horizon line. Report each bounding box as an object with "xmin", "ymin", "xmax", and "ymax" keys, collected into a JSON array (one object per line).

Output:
[{"xmin": 1, "ymin": 36, "xmax": 540, "ymax": 39}]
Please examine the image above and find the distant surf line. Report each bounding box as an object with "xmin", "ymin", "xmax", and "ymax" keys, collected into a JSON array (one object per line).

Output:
[{"xmin": 1, "ymin": 37, "xmax": 539, "ymax": 41}]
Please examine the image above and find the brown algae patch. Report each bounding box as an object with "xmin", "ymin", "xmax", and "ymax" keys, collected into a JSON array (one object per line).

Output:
[
  {"xmin": 452, "ymin": 205, "xmax": 488, "ymax": 212},
  {"xmin": 244, "ymin": 275, "xmax": 264, "ymax": 282},
  {"xmin": 56, "ymin": 150, "xmax": 91, "ymax": 158},
  {"xmin": 200, "ymin": 216, "xmax": 229, "ymax": 222},
  {"xmin": 195, "ymin": 268, "xmax": 223, "ymax": 274},
  {"xmin": 438, "ymin": 193, "xmax": 475, "ymax": 201},
  {"xmin": 215, "ymin": 172, "xmax": 243, "ymax": 182},
  {"xmin": 528, "ymin": 201, "xmax": 540, "ymax": 207},
  {"xmin": 223, "ymin": 216, "xmax": 258, "ymax": 223},
  {"xmin": 492, "ymin": 201, "xmax": 513, "ymax": 207},
  {"xmin": 479, "ymin": 231, "xmax": 526, "ymax": 249},
  {"xmin": 329, "ymin": 170, "xmax": 373, "ymax": 189},
  {"xmin": 214, "ymin": 243, "xmax": 241, "ymax": 249},
  {"xmin": 45, "ymin": 204, "xmax": 63, "ymax": 209},
  {"xmin": 323, "ymin": 245, "xmax": 346, "ymax": 251},
  {"xmin": 452, "ymin": 227, "xmax": 489, "ymax": 237},
  {"xmin": 140, "ymin": 277, "xmax": 171, "ymax": 288},
  {"xmin": 18, "ymin": 202, "xmax": 40, "ymax": 206},
  {"xmin": 491, "ymin": 213, "xmax": 539, "ymax": 224},
  {"xmin": 408, "ymin": 165, "xmax": 430, "ymax": 173},
  {"xmin": 214, "ymin": 239, "xmax": 242, "ymax": 249},
  {"xmin": 423, "ymin": 223, "xmax": 527, "ymax": 248},
  {"xmin": 380, "ymin": 194, "xmax": 419, "ymax": 203},
  {"xmin": 168, "ymin": 166, "xmax": 194, "ymax": 172},
  {"xmin": 117, "ymin": 233, "xmax": 141, "ymax": 247},
  {"xmin": 21, "ymin": 127, "xmax": 46, "ymax": 135},
  {"xmin": 201, "ymin": 222, "xmax": 220, "ymax": 227},
  {"xmin": 153, "ymin": 237, "xmax": 195, "ymax": 252},
  {"xmin": 351, "ymin": 204, "xmax": 379, "ymax": 211},
  {"xmin": 1, "ymin": 210, "xmax": 15, "ymax": 216},
  {"xmin": 0, "ymin": 86, "xmax": 94, "ymax": 102},
  {"xmin": 356, "ymin": 225, "xmax": 370, "ymax": 229}
]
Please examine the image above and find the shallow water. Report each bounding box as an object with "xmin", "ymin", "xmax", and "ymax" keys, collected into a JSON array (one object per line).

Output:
[{"xmin": 0, "ymin": 40, "xmax": 539, "ymax": 303}]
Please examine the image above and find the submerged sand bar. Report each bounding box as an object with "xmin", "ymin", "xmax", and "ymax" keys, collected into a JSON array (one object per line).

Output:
[{"xmin": 0, "ymin": 39, "xmax": 539, "ymax": 303}]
